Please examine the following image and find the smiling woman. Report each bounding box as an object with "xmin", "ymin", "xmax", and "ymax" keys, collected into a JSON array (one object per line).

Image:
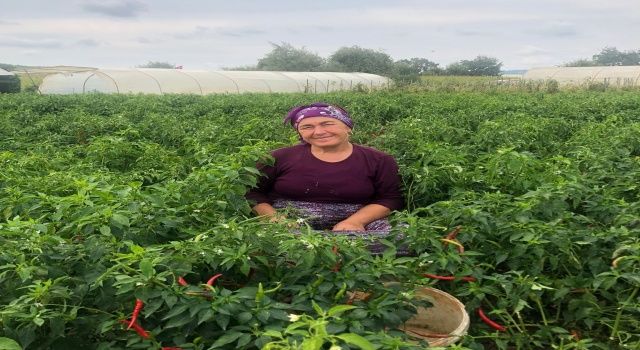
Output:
[{"xmin": 245, "ymin": 103, "xmax": 404, "ymax": 249}]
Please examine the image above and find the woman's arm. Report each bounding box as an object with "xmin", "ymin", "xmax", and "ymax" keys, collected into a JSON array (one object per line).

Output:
[
  {"xmin": 369, "ymin": 153, "xmax": 404, "ymax": 211},
  {"xmin": 332, "ymin": 204, "xmax": 391, "ymax": 231},
  {"xmin": 332, "ymin": 150, "xmax": 402, "ymax": 231},
  {"xmin": 245, "ymin": 153, "xmax": 279, "ymax": 209}
]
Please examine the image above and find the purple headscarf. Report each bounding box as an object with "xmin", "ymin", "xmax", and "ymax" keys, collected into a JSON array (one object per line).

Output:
[{"xmin": 284, "ymin": 102, "xmax": 354, "ymax": 130}]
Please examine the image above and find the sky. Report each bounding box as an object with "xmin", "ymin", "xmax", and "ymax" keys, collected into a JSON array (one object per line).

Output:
[{"xmin": 2, "ymin": 0, "xmax": 639, "ymax": 71}]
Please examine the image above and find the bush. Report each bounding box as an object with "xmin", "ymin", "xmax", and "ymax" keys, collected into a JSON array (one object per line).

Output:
[{"xmin": 545, "ymin": 79, "xmax": 559, "ymax": 93}]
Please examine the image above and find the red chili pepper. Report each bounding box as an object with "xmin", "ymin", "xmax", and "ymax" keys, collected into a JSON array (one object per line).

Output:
[
  {"xmin": 119, "ymin": 319, "xmax": 150, "ymax": 339},
  {"xmin": 206, "ymin": 273, "xmax": 223, "ymax": 286},
  {"xmin": 423, "ymin": 273, "xmax": 456, "ymax": 281},
  {"xmin": 127, "ymin": 299, "xmax": 144, "ymax": 330},
  {"xmin": 422, "ymin": 273, "xmax": 476, "ymax": 282},
  {"xmin": 442, "ymin": 226, "xmax": 465, "ymax": 254},
  {"xmin": 177, "ymin": 276, "xmax": 188, "ymax": 286},
  {"xmin": 445, "ymin": 226, "xmax": 462, "ymax": 240},
  {"xmin": 129, "ymin": 321, "xmax": 150, "ymax": 339},
  {"xmin": 477, "ymin": 308, "xmax": 506, "ymax": 332}
]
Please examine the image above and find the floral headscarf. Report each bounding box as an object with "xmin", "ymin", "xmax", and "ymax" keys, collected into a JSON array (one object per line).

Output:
[{"xmin": 283, "ymin": 102, "xmax": 353, "ymax": 130}]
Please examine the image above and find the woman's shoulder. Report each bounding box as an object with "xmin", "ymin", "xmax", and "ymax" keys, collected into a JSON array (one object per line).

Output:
[
  {"xmin": 271, "ymin": 143, "xmax": 308, "ymax": 158},
  {"xmin": 352, "ymin": 144, "xmax": 395, "ymax": 159}
]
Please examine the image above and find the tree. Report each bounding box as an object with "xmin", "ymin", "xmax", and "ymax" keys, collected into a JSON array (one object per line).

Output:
[
  {"xmin": 137, "ymin": 61, "xmax": 176, "ymax": 68},
  {"xmin": 256, "ymin": 42, "xmax": 325, "ymax": 71},
  {"xmin": 389, "ymin": 61, "xmax": 420, "ymax": 83},
  {"xmin": 443, "ymin": 62, "xmax": 467, "ymax": 76},
  {"xmin": 316, "ymin": 60, "xmax": 347, "ymax": 72},
  {"xmin": 593, "ymin": 47, "xmax": 640, "ymax": 66},
  {"xmin": 327, "ymin": 46, "xmax": 394, "ymax": 75},
  {"xmin": 563, "ymin": 58, "xmax": 596, "ymax": 67},
  {"xmin": 222, "ymin": 65, "xmax": 258, "ymax": 71},
  {"xmin": 445, "ymin": 56, "xmax": 502, "ymax": 76},
  {"xmin": 395, "ymin": 58, "xmax": 440, "ymax": 75}
]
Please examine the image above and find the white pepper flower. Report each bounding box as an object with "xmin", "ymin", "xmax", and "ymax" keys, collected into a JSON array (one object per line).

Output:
[{"xmin": 287, "ymin": 314, "xmax": 301, "ymax": 322}]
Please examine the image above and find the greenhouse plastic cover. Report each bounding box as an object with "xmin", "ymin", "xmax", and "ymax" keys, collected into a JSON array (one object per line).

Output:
[
  {"xmin": 39, "ymin": 69, "xmax": 390, "ymax": 94},
  {"xmin": 523, "ymin": 66, "xmax": 640, "ymax": 86}
]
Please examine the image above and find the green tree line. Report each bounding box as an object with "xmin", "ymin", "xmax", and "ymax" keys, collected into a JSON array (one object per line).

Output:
[
  {"xmin": 232, "ymin": 44, "xmax": 640, "ymax": 80},
  {"xmin": 225, "ymin": 42, "xmax": 503, "ymax": 81},
  {"xmin": 564, "ymin": 47, "xmax": 640, "ymax": 67}
]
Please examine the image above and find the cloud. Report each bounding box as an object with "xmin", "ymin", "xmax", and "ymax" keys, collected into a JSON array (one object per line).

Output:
[
  {"xmin": 553, "ymin": 0, "xmax": 640, "ymax": 12},
  {"xmin": 218, "ymin": 28, "xmax": 265, "ymax": 38},
  {"xmin": 76, "ymin": 39, "xmax": 100, "ymax": 47},
  {"xmin": 312, "ymin": 25, "xmax": 335, "ymax": 32},
  {"xmin": 0, "ymin": 37, "xmax": 64, "ymax": 49},
  {"xmin": 20, "ymin": 49, "xmax": 41, "ymax": 56},
  {"xmin": 454, "ymin": 28, "xmax": 487, "ymax": 37},
  {"xmin": 171, "ymin": 25, "xmax": 265, "ymax": 40},
  {"xmin": 82, "ymin": 0, "xmax": 147, "ymax": 18},
  {"xmin": 515, "ymin": 45, "xmax": 555, "ymax": 67},
  {"xmin": 516, "ymin": 45, "xmax": 550, "ymax": 56},
  {"xmin": 10, "ymin": 18, "xmax": 239, "ymax": 39},
  {"xmin": 528, "ymin": 22, "xmax": 579, "ymax": 37},
  {"xmin": 136, "ymin": 37, "xmax": 156, "ymax": 44},
  {"xmin": 173, "ymin": 25, "xmax": 213, "ymax": 39},
  {"xmin": 356, "ymin": 7, "xmax": 540, "ymax": 26},
  {"xmin": 0, "ymin": 19, "xmax": 20, "ymax": 25}
]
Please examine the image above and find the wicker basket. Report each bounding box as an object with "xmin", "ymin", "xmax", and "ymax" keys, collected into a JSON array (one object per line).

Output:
[
  {"xmin": 347, "ymin": 285, "xmax": 469, "ymax": 346},
  {"xmin": 399, "ymin": 286, "xmax": 469, "ymax": 347}
]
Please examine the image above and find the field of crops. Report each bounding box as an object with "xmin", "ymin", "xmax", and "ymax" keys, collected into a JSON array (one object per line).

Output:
[{"xmin": 0, "ymin": 91, "xmax": 639, "ymax": 350}]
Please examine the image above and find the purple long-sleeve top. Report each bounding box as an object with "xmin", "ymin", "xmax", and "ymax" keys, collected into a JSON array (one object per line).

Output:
[{"xmin": 245, "ymin": 144, "xmax": 404, "ymax": 211}]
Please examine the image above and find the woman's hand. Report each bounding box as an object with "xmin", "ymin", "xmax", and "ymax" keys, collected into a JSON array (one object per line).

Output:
[
  {"xmin": 332, "ymin": 220, "xmax": 366, "ymax": 232},
  {"xmin": 253, "ymin": 203, "xmax": 299, "ymax": 228},
  {"xmin": 332, "ymin": 204, "xmax": 391, "ymax": 232}
]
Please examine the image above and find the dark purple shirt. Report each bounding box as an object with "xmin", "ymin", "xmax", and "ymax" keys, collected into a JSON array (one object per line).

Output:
[{"xmin": 245, "ymin": 144, "xmax": 404, "ymax": 211}]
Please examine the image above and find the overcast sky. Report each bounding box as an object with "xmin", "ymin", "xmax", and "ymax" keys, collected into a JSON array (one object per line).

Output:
[{"xmin": 2, "ymin": 0, "xmax": 639, "ymax": 70}]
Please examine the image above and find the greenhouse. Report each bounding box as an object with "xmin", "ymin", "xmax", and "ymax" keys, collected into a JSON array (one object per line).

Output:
[
  {"xmin": 523, "ymin": 66, "xmax": 640, "ymax": 86},
  {"xmin": 0, "ymin": 68, "xmax": 20, "ymax": 93},
  {"xmin": 39, "ymin": 69, "xmax": 390, "ymax": 95}
]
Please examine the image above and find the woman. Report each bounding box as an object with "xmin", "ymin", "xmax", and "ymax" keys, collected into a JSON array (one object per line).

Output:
[{"xmin": 246, "ymin": 102, "xmax": 404, "ymax": 237}]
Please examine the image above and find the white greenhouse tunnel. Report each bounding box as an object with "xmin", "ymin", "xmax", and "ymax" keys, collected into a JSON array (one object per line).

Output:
[
  {"xmin": 39, "ymin": 69, "xmax": 391, "ymax": 95},
  {"xmin": 523, "ymin": 66, "xmax": 640, "ymax": 86}
]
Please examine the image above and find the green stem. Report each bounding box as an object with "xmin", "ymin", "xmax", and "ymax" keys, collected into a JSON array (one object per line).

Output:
[
  {"xmin": 471, "ymin": 335, "xmax": 504, "ymax": 339},
  {"xmin": 558, "ymin": 337, "xmax": 564, "ymax": 350},
  {"xmin": 610, "ymin": 286, "xmax": 639, "ymax": 340},
  {"xmin": 553, "ymin": 300, "xmax": 562, "ymax": 324},
  {"xmin": 516, "ymin": 311, "xmax": 527, "ymax": 333},
  {"xmin": 535, "ymin": 297, "xmax": 548, "ymax": 326},
  {"xmin": 485, "ymin": 299, "xmax": 523, "ymax": 333},
  {"xmin": 40, "ymin": 303, "xmax": 117, "ymax": 317}
]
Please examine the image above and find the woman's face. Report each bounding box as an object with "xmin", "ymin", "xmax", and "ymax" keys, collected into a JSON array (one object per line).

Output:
[{"xmin": 297, "ymin": 117, "xmax": 351, "ymax": 148}]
